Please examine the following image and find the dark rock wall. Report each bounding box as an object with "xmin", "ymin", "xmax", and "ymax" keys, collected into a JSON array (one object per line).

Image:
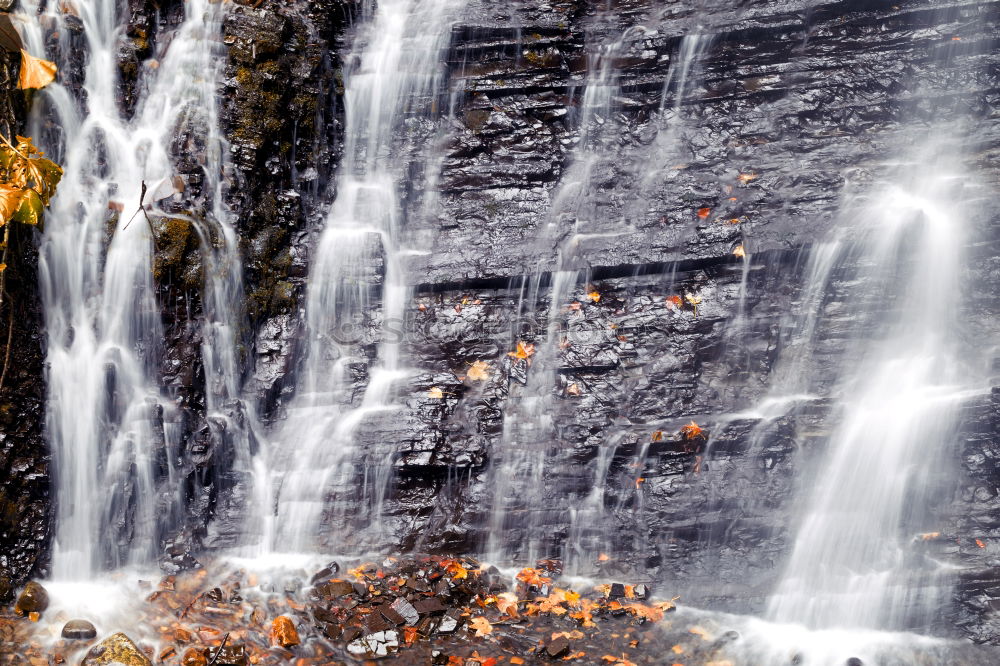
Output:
[{"xmin": 0, "ymin": 52, "xmax": 50, "ymax": 590}]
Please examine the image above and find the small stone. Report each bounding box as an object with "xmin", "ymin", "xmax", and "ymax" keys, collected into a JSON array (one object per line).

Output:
[
  {"xmin": 61, "ymin": 619, "xmax": 97, "ymax": 640},
  {"xmin": 846, "ymin": 659, "xmax": 863, "ymax": 666},
  {"xmin": 181, "ymin": 648, "xmax": 207, "ymax": 666},
  {"xmin": 546, "ymin": 636, "xmax": 570, "ymax": 658},
  {"xmin": 310, "ymin": 562, "xmax": 340, "ymax": 585},
  {"xmin": 405, "ymin": 577, "xmax": 431, "ymax": 593},
  {"xmin": 436, "ymin": 610, "xmax": 461, "ymax": 634},
  {"xmin": 379, "ymin": 603, "xmax": 407, "ymax": 626},
  {"xmin": 413, "ymin": 597, "xmax": 447, "ymax": 615},
  {"xmin": 81, "ymin": 632, "xmax": 152, "ymax": 666},
  {"xmin": 608, "ymin": 583, "xmax": 626, "ymax": 599},
  {"xmin": 390, "ymin": 597, "xmax": 419, "ymax": 626},
  {"xmin": 321, "ymin": 622, "xmax": 342, "ymax": 640},
  {"xmin": 270, "ymin": 615, "xmax": 300, "ymax": 648},
  {"xmin": 14, "ymin": 581, "xmax": 49, "ymax": 616},
  {"xmin": 316, "ymin": 579, "xmax": 356, "ymax": 598},
  {"xmin": 633, "ymin": 584, "xmax": 649, "ymax": 600}
]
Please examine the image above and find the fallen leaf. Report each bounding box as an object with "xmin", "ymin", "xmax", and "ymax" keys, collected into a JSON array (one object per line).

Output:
[
  {"xmin": 467, "ymin": 360, "xmax": 490, "ymax": 382},
  {"xmin": 651, "ymin": 430, "xmax": 663, "ymax": 442},
  {"xmin": 635, "ymin": 478, "xmax": 645, "ymax": 489},
  {"xmin": 666, "ymin": 295, "xmax": 682, "ymax": 309},
  {"xmin": 689, "ymin": 626, "xmax": 712, "ymax": 640},
  {"xmin": 977, "ymin": 539, "xmax": 986, "ymax": 548},
  {"xmin": 511, "ymin": 659, "xmax": 525, "ymax": 665},
  {"xmin": 680, "ymin": 421, "xmax": 704, "ymax": 440},
  {"xmin": 469, "ymin": 616, "xmax": 493, "ymax": 637},
  {"xmin": 919, "ymin": 532, "xmax": 940, "ymax": 540},
  {"xmin": 587, "ymin": 290, "xmax": 601, "ymax": 303},
  {"xmin": 732, "ymin": 245, "xmax": 745, "ymax": 258},
  {"xmin": 737, "ymin": 172, "xmax": 758, "ymax": 183},
  {"xmin": 696, "ymin": 207, "xmax": 711, "ymax": 219},
  {"xmin": 508, "ymin": 341, "xmax": 536, "ymax": 360},
  {"xmin": 597, "ymin": 553, "xmax": 610, "ymax": 562},
  {"xmin": 427, "ymin": 387, "xmax": 444, "ymax": 399},
  {"xmin": 672, "ymin": 645, "xmax": 684, "ymax": 654},
  {"xmin": 728, "ymin": 218, "xmax": 741, "ymax": 224},
  {"xmin": 18, "ymin": 50, "xmax": 57, "ymax": 89},
  {"xmin": 497, "ymin": 592, "xmax": 520, "ymax": 618},
  {"xmin": 566, "ymin": 382, "xmax": 581, "ymax": 396}
]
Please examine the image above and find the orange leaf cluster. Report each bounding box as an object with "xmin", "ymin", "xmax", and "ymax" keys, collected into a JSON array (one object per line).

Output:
[
  {"xmin": 508, "ymin": 341, "xmax": 536, "ymax": 360},
  {"xmin": 680, "ymin": 421, "xmax": 704, "ymax": 440},
  {"xmin": 516, "ymin": 567, "xmax": 552, "ymax": 587}
]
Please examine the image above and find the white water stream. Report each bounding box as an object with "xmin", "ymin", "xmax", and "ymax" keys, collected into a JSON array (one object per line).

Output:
[
  {"xmin": 263, "ymin": 0, "xmax": 466, "ymax": 552},
  {"xmin": 27, "ymin": 0, "xmax": 252, "ymax": 578}
]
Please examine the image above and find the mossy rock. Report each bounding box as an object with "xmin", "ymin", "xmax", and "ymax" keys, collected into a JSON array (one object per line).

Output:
[{"xmin": 82, "ymin": 632, "xmax": 152, "ymax": 666}]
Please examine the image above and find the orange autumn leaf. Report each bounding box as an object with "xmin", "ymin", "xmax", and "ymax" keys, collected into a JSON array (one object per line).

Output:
[
  {"xmin": 597, "ymin": 553, "xmax": 610, "ymax": 562},
  {"xmin": 671, "ymin": 645, "xmax": 684, "ymax": 654},
  {"xmin": 511, "ymin": 659, "xmax": 525, "ymax": 665},
  {"xmin": 737, "ymin": 172, "xmax": 758, "ymax": 183},
  {"xmin": 445, "ymin": 560, "xmax": 469, "ymax": 580},
  {"xmin": 467, "ymin": 360, "xmax": 490, "ymax": 382},
  {"xmin": 403, "ymin": 626, "xmax": 418, "ymax": 645},
  {"xmin": 18, "ymin": 50, "xmax": 57, "ymax": 90},
  {"xmin": 977, "ymin": 539, "xmax": 986, "ymax": 548},
  {"xmin": 587, "ymin": 290, "xmax": 601, "ymax": 303},
  {"xmin": 427, "ymin": 387, "xmax": 444, "ymax": 399},
  {"xmin": 732, "ymin": 244, "xmax": 745, "ymax": 258},
  {"xmin": 680, "ymin": 421, "xmax": 704, "ymax": 440},
  {"xmin": 651, "ymin": 430, "xmax": 663, "ymax": 442},
  {"xmin": 689, "ymin": 625, "xmax": 712, "ymax": 640},
  {"xmin": 468, "ymin": 616, "xmax": 493, "ymax": 637},
  {"xmin": 496, "ymin": 592, "xmax": 520, "ymax": 618},
  {"xmin": 516, "ymin": 567, "xmax": 552, "ymax": 587},
  {"xmin": 728, "ymin": 218, "xmax": 741, "ymax": 224},
  {"xmin": 635, "ymin": 478, "xmax": 645, "ymax": 489},
  {"xmin": 566, "ymin": 382, "xmax": 581, "ymax": 396},
  {"xmin": 696, "ymin": 207, "xmax": 711, "ymax": 219},
  {"xmin": 666, "ymin": 295, "xmax": 683, "ymax": 309},
  {"xmin": 508, "ymin": 341, "xmax": 536, "ymax": 360}
]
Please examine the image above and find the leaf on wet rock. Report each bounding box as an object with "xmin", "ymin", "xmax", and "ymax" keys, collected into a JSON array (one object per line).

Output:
[
  {"xmin": 732, "ymin": 244, "xmax": 745, "ymax": 258},
  {"xmin": 18, "ymin": 50, "xmax": 57, "ymax": 90},
  {"xmin": 427, "ymin": 387, "xmax": 444, "ymax": 399},
  {"xmin": 466, "ymin": 360, "xmax": 490, "ymax": 382},
  {"xmin": 507, "ymin": 341, "xmax": 535, "ymax": 360},
  {"xmin": 587, "ymin": 289, "xmax": 601, "ymax": 303},
  {"xmin": 737, "ymin": 172, "xmax": 758, "ymax": 183},
  {"xmin": 696, "ymin": 207, "xmax": 711, "ymax": 219},
  {"xmin": 566, "ymin": 382, "xmax": 581, "ymax": 396},
  {"xmin": 665, "ymin": 295, "xmax": 682, "ymax": 309},
  {"xmin": 468, "ymin": 616, "xmax": 493, "ymax": 637},
  {"xmin": 680, "ymin": 421, "xmax": 704, "ymax": 440}
]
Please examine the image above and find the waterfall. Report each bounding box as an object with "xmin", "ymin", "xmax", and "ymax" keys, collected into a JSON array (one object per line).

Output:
[
  {"xmin": 265, "ymin": 0, "xmax": 466, "ymax": 553},
  {"xmin": 767, "ymin": 140, "xmax": 975, "ymax": 630},
  {"xmin": 29, "ymin": 0, "xmax": 249, "ymax": 577}
]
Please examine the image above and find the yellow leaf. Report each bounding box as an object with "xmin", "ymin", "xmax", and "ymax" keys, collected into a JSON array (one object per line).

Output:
[
  {"xmin": 507, "ymin": 341, "xmax": 536, "ymax": 360},
  {"xmin": 427, "ymin": 387, "xmax": 444, "ymax": 399},
  {"xmin": 468, "ymin": 616, "xmax": 493, "ymax": 637},
  {"xmin": 12, "ymin": 188, "xmax": 43, "ymax": 225},
  {"xmin": 671, "ymin": 645, "xmax": 684, "ymax": 654},
  {"xmin": 684, "ymin": 293, "xmax": 701, "ymax": 306},
  {"xmin": 732, "ymin": 245, "xmax": 745, "ymax": 258},
  {"xmin": 0, "ymin": 263, "xmax": 6, "ymax": 273},
  {"xmin": 737, "ymin": 172, "xmax": 758, "ymax": 183},
  {"xmin": 496, "ymin": 592, "xmax": 519, "ymax": 618},
  {"xmin": 18, "ymin": 50, "xmax": 57, "ymax": 90},
  {"xmin": 467, "ymin": 360, "xmax": 490, "ymax": 382},
  {"xmin": 566, "ymin": 382, "xmax": 581, "ymax": 396},
  {"xmin": 689, "ymin": 626, "xmax": 712, "ymax": 640},
  {"xmin": 0, "ymin": 184, "xmax": 24, "ymax": 224},
  {"xmin": 587, "ymin": 290, "xmax": 601, "ymax": 303}
]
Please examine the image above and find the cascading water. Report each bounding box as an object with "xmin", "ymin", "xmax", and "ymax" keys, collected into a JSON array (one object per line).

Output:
[
  {"xmin": 766, "ymin": 142, "xmax": 975, "ymax": 631},
  {"xmin": 265, "ymin": 0, "xmax": 466, "ymax": 552},
  {"xmin": 30, "ymin": 0, "xmax": 250, "ymax": 577}
]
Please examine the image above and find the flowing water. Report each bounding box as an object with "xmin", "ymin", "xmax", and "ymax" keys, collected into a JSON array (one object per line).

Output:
[
  {"xmin": 767, "ymin": 141, "xmax": 978, "ymax": 631},
  {"xmin": 263, "ymin": 0, "xmax": 466, "ymax": 552},
  {"xmin": 28, "ymin": 0, "xmax": 251, "ymax": 577}
]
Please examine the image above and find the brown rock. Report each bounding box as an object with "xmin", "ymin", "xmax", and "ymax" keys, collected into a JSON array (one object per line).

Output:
[
  {"xmin": 14, "ymin": 581, "xmax": 48, "ymax": 616},
  {"xmin": 270, "ymin": 615, "xmax": 300, "ymax": 648},
  {"xmin": 181, "ymin": 648, "xmax": 207, "ymax": 666},
  {"xmin": 81, "ymin": 632, "xmax": 152, "ymax": 666}
]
